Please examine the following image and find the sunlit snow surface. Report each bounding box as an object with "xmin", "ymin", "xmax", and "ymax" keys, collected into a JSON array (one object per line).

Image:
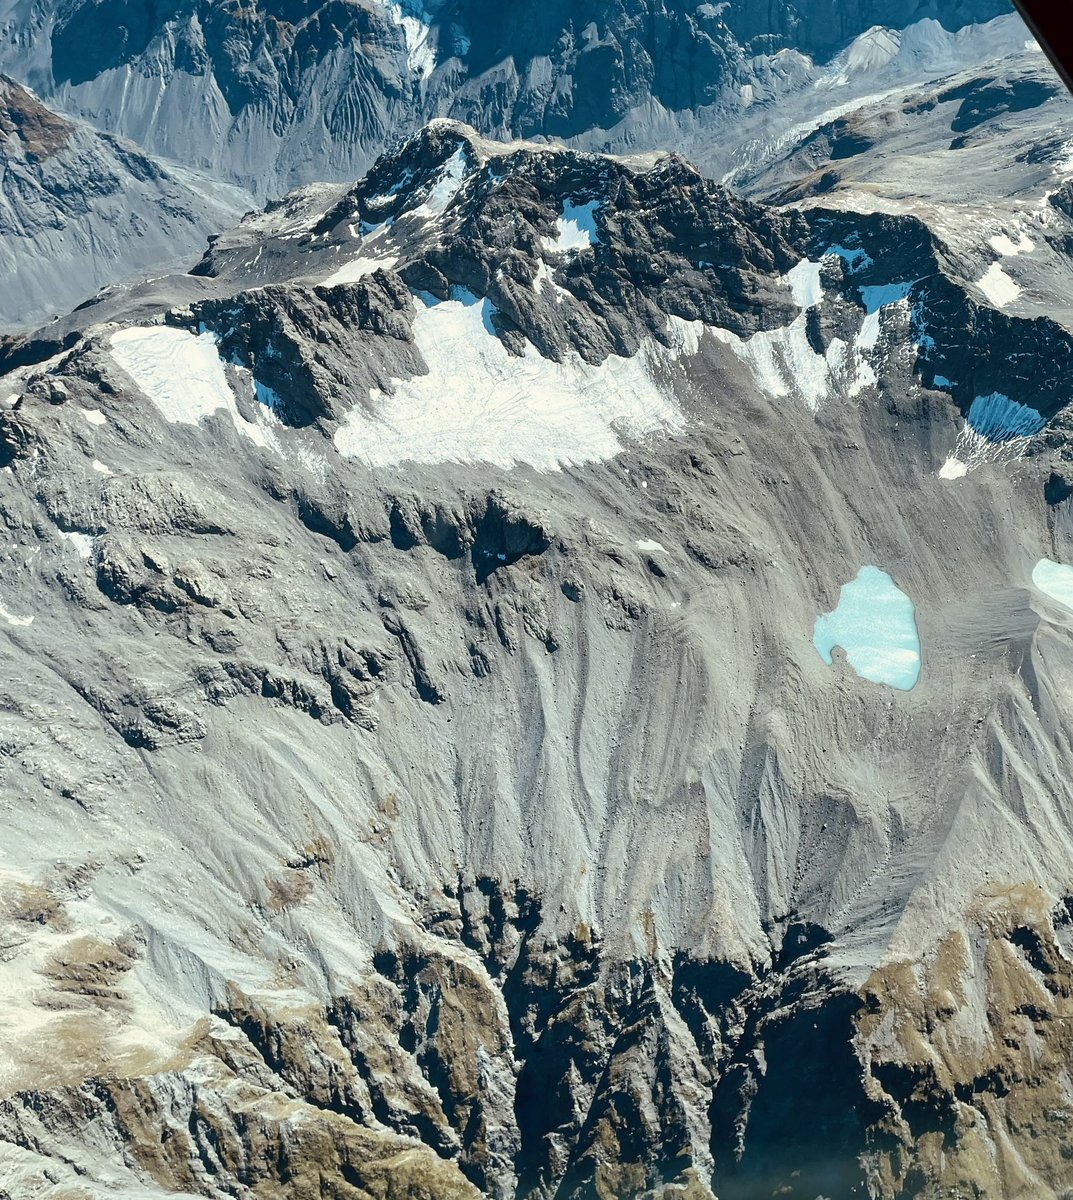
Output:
[
  {"xmin": 333, "ymin": 289, "xmax": 694, "ymax": 470},
  {"xmin": 321, "ymin": 254, "xmax": 398, "ymax": 287},
  {"xmin": 975, "ymin": 262, "xmax": 1022, "ymax": 308},
  {"xmin": 813, "ymin": 565, "xmax": 921, "ymax": 690},
  {"xmin": 109, "ymin": 326, "xmax": 275, "ymax": 448},
  {"xmin": 1032, "ymin": 560, "xmax": 1073, "ymax": 612}
]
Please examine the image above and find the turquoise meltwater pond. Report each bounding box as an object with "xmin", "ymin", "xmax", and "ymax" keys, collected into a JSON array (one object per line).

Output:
[{"xmin": 813, "ymin": 565, "xmax": 921, "ymax": 691}]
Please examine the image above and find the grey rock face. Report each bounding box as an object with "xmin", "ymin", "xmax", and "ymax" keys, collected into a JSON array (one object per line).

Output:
[
  {"xmin": 0, "ymin": 0, "xmax": 1022, "ymax": 198},
  {"xmin": 4, "ymin": 113, "xmax": 1073, "ymax": 1198},
  {"xmin": 0, "ymin": 74, "xmax": 252, "ymax": 333}
]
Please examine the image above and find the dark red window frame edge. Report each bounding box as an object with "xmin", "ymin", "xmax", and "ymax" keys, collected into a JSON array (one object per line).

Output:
[{"xmin": 1012, "ymin": 0, "xmax": 1073, "ymax": 94}]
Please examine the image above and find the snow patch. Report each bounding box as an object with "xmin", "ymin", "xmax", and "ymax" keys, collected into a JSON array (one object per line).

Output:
[
  {"xmin": 814, "ymin": 565, "xmax": 920, "ymax": 691},
  {"xmin": 412, "ymin": 146, "xmax": 468, "ymax": 218},
  {"xmin": 92, "ymin": 460, "xmax": 113, "ymax": 475},
  {"xmin": 825, "ymin": 244, "xmax": 873, "ymax": 272},
  {"xmin": 975, "ymin": 262, "xmax": 1021, "ymax": 308},
  {"xmin": 542, "ymin": 200, "xmax": 601, "ymax": 255},
  {"xmin": 78, "ymin": 407, "xmax": 107, "ymax": 426},
  {"xmin": 59, "ymin": 530, "xmax": 94, "ymax": 559},
  {"xmin": 786, "ymin": 259, "xmax": 823, "ymax": 308},
  {"xmin": 0, "ymin": 600, "xmax": 33, "ymax": 627},
  {"xmin": 109, "ymin": 326, "xmax": 275, "ymax": 449},
  {"xmin": 989, "ymin": 230, "xmax": 1034, "ymax": 257},
  {"xmin": 321, "ymin": 254, "xmax": 397, "ymax": 287},
  {"xmin": 333, "ymin": 289, "xmax": 694, "ymax": 470},
  {"xmin": 373, "ymin": 0, "xmax": 436, "ymax": 77},
  {"xmin": 711, "ymin": 311, "xmax": 873, "ymax": 411},
  {"xmin": 859, "ymin": 281, "xmax": 914, "ymax": 313},
  {"xmin": 636, "ymin": 540, "xmax": 668, "ymax": 554}
]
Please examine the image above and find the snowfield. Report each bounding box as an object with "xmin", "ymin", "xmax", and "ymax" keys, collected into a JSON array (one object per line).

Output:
[{"xmin": 333, "ymin": 289, "xmax": 695, "ymax": 470}]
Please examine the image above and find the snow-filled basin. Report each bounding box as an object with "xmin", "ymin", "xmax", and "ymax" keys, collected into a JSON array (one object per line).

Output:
[
  {"xmin": 332, "ymin": 288, "xmax": 693, "ymax": 470},
  {"xmin": 813, "ymin": 565, "xmax": 921, "ymax": 690}
]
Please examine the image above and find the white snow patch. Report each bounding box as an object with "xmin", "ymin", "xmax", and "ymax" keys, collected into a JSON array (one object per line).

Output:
[
  {"xmin": 1033, "ymin": 559, "xmax": 1073, "ymax": 612},
  {"xmin": 532, "ymin": 260, "xmax": 570, "ymax": 300},
  {"xmin": 786, "ymin": 259, "xmax": 823, "ymax": 308},
  {"xmin": 321, "ymin": 255, "xmax": 397, "ymax": 287},
  {"xmin": 333, "ymin": 289, "xmax": 694, "ymax": 470},
  {"xmin": 711, "ymin": 312, "xmax": 873, "ymax": 411},
  {"xmin": 375, "ymin": 0, "xmax": 437, "ymax": 77},
  {"xmin": 636, "ymin": 540, "xmax": 668, "ymax": 554},
  {"xmin": 410, "ymin": 146, "xmax": 468, "ymax": 219},
  {"xmin": 542, "ymin": 200, "xmax": 601, "ymax": 255},
  {"xmin": 109, "ymin": 326, "xmax": 274, "ymax": 449},
  {"xmin": 0, "ymin": 600, "xmax": 32, "ymax": 627},
  {"xmin": 59, "ymin": 530, "xmax": 94, "ymax": 559},
  {"xmin": 78, "ymin": 407, "xmax": 107, "ymax": 426},
  {"xmin": 91, "ymin": 460, "xmax": 113, "ymax": 475},
  {"xmin": 938, "ymin": 457, "xmax": 968, "ymax": 480},
  {"xmin": 975, "ymin": 262, "xmax": 1021, "ymax": 308},
  {"xmin": 2, "ymin": 393, "xmax": 19, "ymax": 408},
  {"xmin": 989, "ymin": 230, "xmax": 1034, "ymax": 257}
]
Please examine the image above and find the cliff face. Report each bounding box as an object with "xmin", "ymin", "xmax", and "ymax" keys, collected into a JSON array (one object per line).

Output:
[{"xmin": 3, "ymin": 106, "xmax": 1073, "ymax": 1197}]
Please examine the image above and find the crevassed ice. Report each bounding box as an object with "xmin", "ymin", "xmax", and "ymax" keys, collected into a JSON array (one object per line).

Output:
[
  {"xmin": 108, "ymin": 326, "xmax": 274, "ymax": 449},
  {"xmin": 1032, "ymin": 559, "xmax": 1073, "ymax": 611},
  {"xmin": 813, "ymin": 565, "xmax": 921, "ymax": 691},
  {"xmin": 333, "ymin": 289, "xmax": 695, "ymax": 470},
  {"xmin": 543, "ymin": 200, "xmax": 601, "ymax": 255},
  {"xmin": 966, "ymin": 392, "xmax": 1045, "ymax": 441},
  {"xmin": 938, "ymin": 392, "xmax": 1045, "ymax": 480}
]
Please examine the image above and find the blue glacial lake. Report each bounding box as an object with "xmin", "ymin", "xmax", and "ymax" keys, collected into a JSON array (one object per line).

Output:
[{"xmin": 814, "ymin": 566, "xmax": 921, "ymax": 691}]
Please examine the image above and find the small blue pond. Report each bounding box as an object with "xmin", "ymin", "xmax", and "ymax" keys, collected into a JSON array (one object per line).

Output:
[{"xmin": 813, "ymin": 566, "xmax": 921, "ymax": 691}]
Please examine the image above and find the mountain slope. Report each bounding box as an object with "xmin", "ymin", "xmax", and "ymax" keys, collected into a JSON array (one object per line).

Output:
[
  {"xmin": 0, "ymin": 75, "xmax": 252, "ymax": 332},
  {"xmin": 3, "ymin": 120, "xmax": 1073, "ymax": 1198},
  {"xmin": 0, "ymin": 0, "xmax": 1021, "ymax": 196}
]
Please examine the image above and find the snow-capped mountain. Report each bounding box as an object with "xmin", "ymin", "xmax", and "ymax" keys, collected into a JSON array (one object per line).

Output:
[
  {"xmin": 0, "ymin": 74, "xmax": 252, "ymax": 332},
  {"xmin": 4, "ymin": 111, "xmax": 1073, "ymax": 1198},
  {"xmin": 0, "ymin": 0, "xmax": 1045, "ymax": 337}
]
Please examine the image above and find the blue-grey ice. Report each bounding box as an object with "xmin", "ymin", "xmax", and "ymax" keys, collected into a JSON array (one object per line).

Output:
[
  {"xmin": 813, "ymin": 565, "xmax": 921, "ymax": 690},
  {"xmin": 859, "ymin": 281, "xmax": 915, "ymax": 312},
  {"xmin": 965, "ymin": 392, "xmax": 1045, "ymax": 441},
  {"xmin": 825, "ymin": 244, "xmax": 873, "ymax": 272}
]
